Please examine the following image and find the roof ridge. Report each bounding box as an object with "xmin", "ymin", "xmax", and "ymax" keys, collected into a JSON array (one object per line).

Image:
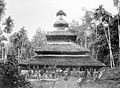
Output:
[{"xmin": 34, "ymin": 54, "xmax": 90, "ymax": 57}]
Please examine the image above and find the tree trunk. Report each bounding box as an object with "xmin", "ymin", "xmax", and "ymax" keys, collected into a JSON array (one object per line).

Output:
[
  {"xmin": 103, "ymin": 26, "xmax": 115, "ymax": 68},
  {"xmin": 2, "ymin": 46, "xmax": 4, "ymax": 60},
  {"xmin": 96, "ymin": 50, "xmax": 98, "ymax": 60},
  {"xmin": 92, "ymin": 45, "xmax": 94, "ymax": 59},
  {"xmin": 85, "ymin": 36, "xmax": 87, "ymax": 48},
  {"xmin": 117, "ymin": 2, "xmax": 120, "ymax": 66},
  {"xmin": 95, "ymin": 23, "xmax": 98, "ymax": 60},
  {"xmin": 108, "ymin": 26, "xmax": 115, "ymax": 67},
  {"xmin": 118, "ymin": 20, "xmax": 120, "ymax": 66},
  {"xmin": 18, "ymin": 48, "xmax": 20, "ymax": 62}
]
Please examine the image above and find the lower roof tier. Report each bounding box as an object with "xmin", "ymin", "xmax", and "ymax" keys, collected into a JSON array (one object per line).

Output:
[
  {"xmin": 19, "ymin": 55, "xmax": 105, "ymax": 67},
  {"xmin": 35, "ymin": 42, "xmax": 89, "ymax": 54}
]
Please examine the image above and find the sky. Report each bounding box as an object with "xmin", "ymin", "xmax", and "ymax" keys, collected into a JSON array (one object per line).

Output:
[{"xmin": 5, "ymin": 0, "xmax": 117, "ymax": 40}]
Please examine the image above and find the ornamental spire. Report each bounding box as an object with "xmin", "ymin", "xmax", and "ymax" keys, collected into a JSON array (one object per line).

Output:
[
  {"xmin": 56, "ymin": 10, "xmax": 66, "ymax": 17},
  {"xmin": 54, "ymin": 10, "xmax": 69, "ymax": 29}
]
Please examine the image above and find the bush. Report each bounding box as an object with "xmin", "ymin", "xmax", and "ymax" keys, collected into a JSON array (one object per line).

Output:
[{"xmin": 0, "ymin": 55, "xmax": 32, "ymax": 88}]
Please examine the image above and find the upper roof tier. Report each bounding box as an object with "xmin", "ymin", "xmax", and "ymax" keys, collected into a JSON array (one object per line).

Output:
[
  {"xmin": 46, "ymin": 30, "xmax": 77, "ymax": 42},
  {"xmin": 53, "ymin": 10, "xmax": 69, "ymax": 28},
  {"xmin": 48, "ymin": 10, "xmax": 77, "ymax": 42}
]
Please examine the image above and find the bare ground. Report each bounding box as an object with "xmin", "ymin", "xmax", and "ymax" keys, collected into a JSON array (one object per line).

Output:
[{"xmin": 31, "ymin": 77, "xmax": 119, "ymax": 88}]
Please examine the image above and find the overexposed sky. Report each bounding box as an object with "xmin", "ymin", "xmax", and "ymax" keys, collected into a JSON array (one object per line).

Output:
[{"xmin": 5, "ymin": 0, "xmax": 117, "ymax": 39}]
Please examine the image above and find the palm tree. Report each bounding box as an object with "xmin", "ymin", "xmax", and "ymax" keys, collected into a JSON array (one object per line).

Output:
[
  {"xmin": 113, "ymin": 0, "xmax": 120, "ymax": 65},
  {"xmin": 2, "ymin": 16, "xmax": 14, "ymax": 62},
  {"xmin": 0, "ymin": 0, "xmax": 6, "ymax": 61},
  {"xmin": 3, "ymin": 16, "xmax": 14, "ymax": 34},
  {"xmin": 0, "ymin": 0, "xmax": 5, "ymax": 20},
  {"xmin": 103, "ymin": 21, "xmax": 115, "ymax": 67},
  {"xmin": 94, "ymin": 6, "xmax": 115, "ymax": 67}
]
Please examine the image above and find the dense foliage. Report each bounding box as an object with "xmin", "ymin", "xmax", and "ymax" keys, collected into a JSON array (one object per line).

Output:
[
  {"xmin": 0, "ymin": 0, "xmax": 119, "ymax": 87},
  {"xmin": 0, "ymin": 1, "xmax": 33, "ymax": 88},
  {"xmin": 3, "ymin": 16, "xmax": 14, "ymax": 34},
  {"xmin": 9, "ymin": 27, "xmax": 34, "ymax": 61},
  {"xmin": 93, "ymin": 6, "xmax": 119, "ymax": 66},
  {"xmin": 69, "ymin": 6, "xmax": 119, "ymax": 67},
  {"xmin": 0, "ymin": 55, "xmax": 31, "ymax": 88},
  {"xmin": 32, "ymin": 27, "xmax": 46, "ymax": 48}
]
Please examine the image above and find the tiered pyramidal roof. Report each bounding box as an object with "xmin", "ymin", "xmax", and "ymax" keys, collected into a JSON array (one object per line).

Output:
[{"xmin": 21, "ymin": 10, "xmax": 105, "ymax": 67}]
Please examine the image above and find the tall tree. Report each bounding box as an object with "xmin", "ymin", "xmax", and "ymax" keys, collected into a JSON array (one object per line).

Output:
[
  {"xmin": 32, "ymin": 27, "xmax": 47, "ymax": 48},
  {"xmin": 113, "ymin": 0, "xmax": 119, "ymax": 7},
  {"xmin": 93, "ymin": 5, "xmax": 119, "ymax": 67},
  {"xmin": 0, "ymin": 0, "xmax": 5, "ymax": 20},
  {"xmin": 3, "ymin": 16, "xmax": 14, "ymax": 34},
  {"xmin": 0, "ymin": 0, "xmax": 6, "ymax": 59},
  {"xmin": 113, "ymin": 0, "xmax": 120, "ymax": 65},
  {"xmin": 9, "ymin": 27, "xmax": 32, "ymax": 61},
  {"xmin": 69, "ymin": 10, "xmax": 94, "ymax": 49},
  {"xmin": 0, "ymin": 1, "xmax": 33, "ymax": 88},
  {"xmin": 69, "ymin": 6, "xmax": 119, "ymax": 67},
  {"xmin": 1, "ymin": 16, "xmax": 14, "ymax": 60}
]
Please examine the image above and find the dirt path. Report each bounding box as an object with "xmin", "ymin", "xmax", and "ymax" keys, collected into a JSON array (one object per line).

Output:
[
  {"xmin": 54, "ymin": 77, "xmax": 116, "ymax": 88},
  {"xmin": 80, "ymin": 82, "xmax": 107, "ymax": 88},
  {"xmin": 54, "ymin": 77, "xmax": 79, "ymax": 88},
  {"xmin": 31, "ymin": 77, "xmax": 117, "ymax": 88}
]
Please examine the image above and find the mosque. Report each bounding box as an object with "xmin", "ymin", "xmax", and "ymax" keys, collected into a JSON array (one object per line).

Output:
[{"xmin": 19, "ymin": 10, "xmax": 105, "ymax": 78}]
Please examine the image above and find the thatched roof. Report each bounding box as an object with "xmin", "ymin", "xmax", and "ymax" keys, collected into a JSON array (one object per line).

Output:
[
  {"xmin": 46, "ymin": 30, "xmax": 76, "ymax": 36},
  {"xmin": 35, "ymin": 42, "xmax": 89, "ymax": 53},
  {"xmin": 19, "ymin": 55, "xmax": 105, "ymax": 67}
]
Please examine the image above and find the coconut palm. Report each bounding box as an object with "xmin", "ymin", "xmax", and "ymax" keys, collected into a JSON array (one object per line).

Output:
[
  {"xmin": 94, "ymin": 5, "xmax": 115, "ymax": 67},
  {"xmin": 113, "ymin": 0, "xmax": 120, "ymax": 65}
]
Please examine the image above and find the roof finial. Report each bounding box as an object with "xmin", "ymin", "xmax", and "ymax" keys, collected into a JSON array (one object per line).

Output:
[
  {"xmin": 56, "ymin": 10, "xmax": 66, "ymax": 17},
  {"xmin": 54, "ymin": 10, "xmax": 68, "ymax": 29}
]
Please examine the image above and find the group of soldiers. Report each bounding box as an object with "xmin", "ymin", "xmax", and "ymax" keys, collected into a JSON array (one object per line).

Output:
[
  {"xmin": 22, "ymin": 66, "xmax": 104, "ymax": 81},
  {"xmin": 25, "ymin": 66, "xmax": 64, "ymax": 79}
]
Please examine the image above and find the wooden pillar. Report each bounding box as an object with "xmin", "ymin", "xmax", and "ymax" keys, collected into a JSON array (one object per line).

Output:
[
  {"xmin": 18, "ymin": 48, "xmax": 20, "ymax": 62},
  {"xmin": 90, "ymin": 68, "xmax": 94, "ymax": 77},
  {"xmin": 2, "ymin": 46, "xmax": 4, "ymax": 60},
  {"xmin": 40, "ymin": 67, "xmax": 44, "ymax": 77},
  {"xmin": 33, "ymin": 65, "xmax": 35, "ymax": 75},
  {"xmin": 4, "ymin": 45, "xmax": 7, "ymax": 62},
  {"xmin": 30, "ymin": 65, "xmax": 33, "ymax": 76},
  {"xmin": 85, "ymin": 36, "xmax": 87, "ymax": 48},
  {"xmin": 84, "ymin": 68, "xmax": 88, "ymax": 78},
  {"xmin": 18, "ymin": 66, "xmax": 21, "ymax": 74},
  {"xmin": 43, "ymin": 66, "xmax": 47, "ymax": 73},
  {"xmin": 37, "ymin": 65, "xmax": 40, "ymax": 78},
  {"xmin": 28, "ymin": 65, "xmax": 31, "ymax": 78},
  {"xmin": 37, "ymin": 65, "xmax": 39, "ymax": 71},
  {"xmin": 81, "ymin": 40, "xmax": 84, "ymax": 47}
]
